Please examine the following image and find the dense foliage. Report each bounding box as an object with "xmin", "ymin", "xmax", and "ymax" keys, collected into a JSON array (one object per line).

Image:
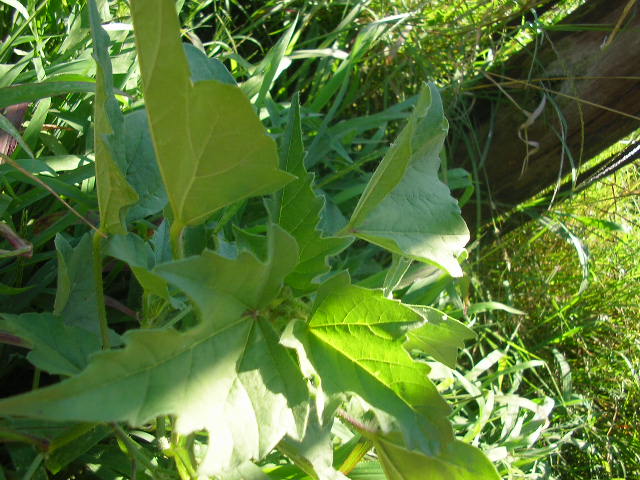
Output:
[
  {"xmin": 1, "ymin": 0, "xmax": 637, "ymax": 479},
  {"xmin": 0, "ymin": 0, "xmax": 499, "ymax": 478}
]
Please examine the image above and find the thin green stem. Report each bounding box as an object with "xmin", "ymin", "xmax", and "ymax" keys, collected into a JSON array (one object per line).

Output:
[
  {"xmin": 93, "ymin": 231, "xmax": 110, "ymax": 350},
  {"xmin": 31, "ymin": 368, "xmax": 40, "ymax": 390},
  {"xmin": 170, "ymin": 219, "xmax": 185, "ymax": 260},
  {"xmin": 167, "ymin": 427, "xmax": 197, "ymax": 480},
  {"xmin": 111, "ymin": 424, "xmax": 157, "ymax": 474},
  {"xmin": 20, "ymin": 452, "xmax": 43, "ymax": 480},
  {"xmin": 173, "ymin": 444, "xmax": 198, "ymax": 479},
  {"xmin": 164, "ymin": 306, "xmax": 193, "ymax": 329},
  {"xmin": 156, "ymin": 416, "xmax": 166, "ymax": 439},
  {"xmin": 338, "ymin": 437, "xmax": 374, "ymax": 475}
]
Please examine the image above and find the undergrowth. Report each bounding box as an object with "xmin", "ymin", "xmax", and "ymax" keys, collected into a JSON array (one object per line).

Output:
[
  {"xmin": 478, "ymin": 160, "xmax": 640, "ymax": 479},
  {"xmin": 1, "ymin": 0, "xmax": 637, "ymax": 478}
]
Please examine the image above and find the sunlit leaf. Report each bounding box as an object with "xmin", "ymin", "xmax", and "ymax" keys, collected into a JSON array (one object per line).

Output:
[
  {"xmin": 373, "ymin": 436, "xmax": 501, "ymax": 480},
  {"xmin": 288, "ymin": 273, "xmax": 453, "ymax": 456},
  {"xmin": 343, "ymin": 84, "xmax": 469, "ymax": 276},
  {"xmin": 129, "ymin": 0, "xmax": 294, "ymax": 228},
  {"xmin": 405, "ymin": 306, "xmax": 475, "ymax": 368}
]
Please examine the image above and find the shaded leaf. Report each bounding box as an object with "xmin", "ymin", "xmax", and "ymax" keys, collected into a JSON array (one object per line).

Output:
[
  {"xmin": 130, "ymin": 0, "xmax": 293, "ymax": 228},
  {"xmin": 103, "ymin": 233, "xmax": 169, "ymax": 299},
  {"xmin": 184, "ymin": 44, "xmax": 236, "ymax": 85},
  {"xmin": 0, "ymin": 313, "xmax": 100, "ymax": 376},
  {"xmin": 89, "ymin": 0, "xmax": 139, "ymax": 234},
  {"xmin": 155, "ymin": 225, "xmax": 299, "ymax": 328},
  {"xmin": 122, "ymin": 109, "xmax": 167, "ymax": 221},
  {"xmin": 53, "ymin": 233, "xmax": 99, "ymax": 334},
  {"xmin": 343, "ymin": 84, "xmax": 468, "ymax": 276},
  {"xmin": 273, "ymin": 94, "xmax": 351, "ymax": 293},
  {"xmin": 45, "ymin": 424, "xmax": 111, "ymax": 474}
]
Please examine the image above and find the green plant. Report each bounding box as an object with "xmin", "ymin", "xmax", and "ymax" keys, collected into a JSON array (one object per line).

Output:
[
  {"xmin": 0, "ymin": 1, "xmax": 500, "ymax": 479},
  {"xmin": 475, "ymin": 158, "xmax": 640, "ymax": 479}
]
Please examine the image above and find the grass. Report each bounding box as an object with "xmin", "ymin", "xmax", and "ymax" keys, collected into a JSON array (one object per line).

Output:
[
  {"xmin": 476, "ymin": 159, "xmax": 640, "ymax": 478},
  {"xmin": 1, "ymin": 0, "xmax": 638, "ymax": 478}
]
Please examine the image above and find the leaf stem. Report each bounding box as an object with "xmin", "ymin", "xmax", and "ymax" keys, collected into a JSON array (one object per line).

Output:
[
  {"xmin": 167, "ymin": 428, "xmax": 197, "ymax": 480},
  {"xmin": 338, "ymin": 437, "xmax": 374, "ymax": 475},
  {"xmin": 93, "ymin": 231, "xmax": 110, "ymax": 349},
  {"xmin": 111, "ymin": 424, "xmax": 157, "ymax": 474},
  {"xmin": 31, "ymin": 368, "xmax": 40, "ymax": 390},
  {"xmin": 20, "ymin": 452, "xmax": 43, "ymax": 480},
  {"xmin": 170, "ymin": 219, "xmax": 185, "ymax": 260},
  {"xmin": 156, "ymin": 416, "xmax": 166, "ymax": 439}
]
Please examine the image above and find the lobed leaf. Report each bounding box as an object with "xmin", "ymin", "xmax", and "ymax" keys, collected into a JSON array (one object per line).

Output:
[
  {"xmin": 155, "ymin": 225, "xmax": 299, "ymax": 329},
  {"xmin": 0, "ymin": 319, "xmax": 308, "ymax": 477},
  {"xmin": 290, "ymin": 273, "xmax": 453, "ymax": 456},
  {"xmin": 0, "ymin": 313, "xmax": 100, "ymax": 376},
  {"xmin": 343, "ymin": 84, "xmax": 469, "ymax": 276},
  {"xmin": 0, "ymin": 222, "xmax": 306, "ymax": 476},
  {"xmin": 273, "ymin": 94, "xmax": 351, "ymax": 294},
  {"xmin": 89, "ymin": 0, "xmax": 139, "ymax": 234},
  {"xmin": 129, "ymin": 0, "xmax": 294, "ymax": 229}
]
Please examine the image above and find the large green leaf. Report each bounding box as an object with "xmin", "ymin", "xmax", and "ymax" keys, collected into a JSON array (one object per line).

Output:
[
  {"xmin": 89, "ymin": 0, "xmax": 139, "ymax": 234},
  {"xmin": 342, "ymin": 84, "xmax": 469, "ymax": 276},
  {"xmin": 0, "ymin": 320, "xmax": 308, "ymax": 477},
  {"xmin": 0, "ymin": 313, "xmax": 100, "ymax": 376},
  {"xmin": 373, "ymin": 437, "xmax": 500, "ymax": 480},
  {"xmin": 129, "ymin": 0, "xmax": 294, "ymax": 228},
  {"xmin": 0, "ymin": 221, "xmax": 307, "ymax": 475},
  {"xmin": 155, "ymin": 225, "xmax": 299, "ymax": 328},
  {"xmin": 273, "ymin": 94, "xmax": 351, "ymax": 294},
  {"xmin": 289, "ymin": 273, "xmax": 453, "ymax": 456}
]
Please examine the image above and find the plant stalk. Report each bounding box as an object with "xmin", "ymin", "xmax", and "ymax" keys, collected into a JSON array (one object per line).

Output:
[
  {"xmin": 170, "ymin": 219, "xmax": 185, "ymax": 260},
  {"xmin": 93, "ymin": 230, "xmax": 110, "ymax": 349},
  {"xmin": 20, "ymin": 452, "xmax": 43, "ymax": 480},
  {"xmin": 111, "ymin": 424, "xmax": 157, "ymax": 474},
  {"xmin": 338, "ymin": 438, "xmax": 374, "ymax": 475}
]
